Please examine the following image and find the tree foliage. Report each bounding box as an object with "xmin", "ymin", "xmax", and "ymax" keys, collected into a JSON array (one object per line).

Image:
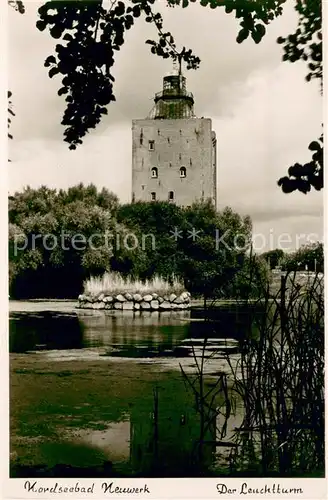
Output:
[
  {"xmin": 9, "ymin": 187, "xmax": 258, "ymax": 299},
  {"xmin": 282, "ymin": 241, "xmax": 323, "ymax": 272},
  {"xmin": 278, "ymin": 133, "xmax": 323, "ymax": 194},
  {"xmin": 8, "ymin": 0, "xmax": 25, "ymax": 14},
  {"xmin": 9, "ymin": 184, "xmax": 119, "ymax": 297},
  {"xmin": 261, "ymin": 248, "xmax": 285, "ymax": 269},
  {"xmin": 276, "ymin": 0, "xmax": 323, "ymax": 193}
]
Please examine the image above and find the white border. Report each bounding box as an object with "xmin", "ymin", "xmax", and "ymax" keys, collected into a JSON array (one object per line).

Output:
[{"xmin": 1, "ymin": 1, "xmax": 327, "ymax": 499}]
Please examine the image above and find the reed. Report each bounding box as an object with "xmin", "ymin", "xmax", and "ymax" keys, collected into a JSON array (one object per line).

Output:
[
  {"xmin": 181, "ymin": 258, "xmax": 324, "ymax": 476},
  {"xmin": 83, "ymin": 271, "xmax": 185, "ymax": 296},
  {"xmin": 226, "ymin": 269, "xmax": 324, "ymax": 476}
]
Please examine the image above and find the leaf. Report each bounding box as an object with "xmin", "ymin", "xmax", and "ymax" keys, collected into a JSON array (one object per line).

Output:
[
  {"xmin": 36, "ymin": 20, "xmax": 46, "ymax": 32},
  {"xmin": 50, "ymin": 26, "xmax": 63, "ymax": 39},
  {"xmin": 49, "ymin": 67, "xmax": 60, "ymax": 78},
  {"xmin": 45, "ymin": 55, "xmax": 56, "ymax": 67},
  {"xmin": 251, "ymin": 30, "xmax": 262, "ymax": 44},
  {"xmin": 237, "ymin": 28, "xmax": 249, "ymax": 44},
  {"xmin": 132, "ymin": 5, "xmax": 141, "ymax": 17},
  {"xmin": 63, "ymin": 33, "xmax": 73, "ymax": 42},
  {"xmin": 182, "ymin": 0, "xmax": 189, "ymax": 7},
  {"xmin": 256, "ymin": 24, "xmax": 266, "ymax": 39},
  {"xmin": 58, "ymin": 87, "xmax": 68, "ymax": 96},
  {"xmin": 309, "ymin": 141, "xmax": 321, "ymax": 151}
]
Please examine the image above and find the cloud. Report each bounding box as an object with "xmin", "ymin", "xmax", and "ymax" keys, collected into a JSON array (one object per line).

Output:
[{"xmin": 8, "ymin": 1, "xmax": 323, "ymax": 250}]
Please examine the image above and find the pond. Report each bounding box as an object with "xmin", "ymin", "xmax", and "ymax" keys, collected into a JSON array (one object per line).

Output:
[{"xmin": 10, "ymin": 301, "xmax": 256, "ymax": 478}]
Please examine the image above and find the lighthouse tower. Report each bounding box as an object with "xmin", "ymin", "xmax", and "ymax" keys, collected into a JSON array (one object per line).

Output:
[{"xmin": 131, "ymin": 66, "xmax": 217, "ymax": 207}]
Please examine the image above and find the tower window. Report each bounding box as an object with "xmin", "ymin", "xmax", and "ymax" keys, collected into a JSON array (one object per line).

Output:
[
  {"xmin": 140, "ymin": 129, "xmax": 143, "ymax": 145},
  {"xmin": 168, "ymin": 191, "xmax": 174, "ymax": 202},
  {"xmin": 149, "ymin": 140, "xmax": 155, "ymax": 151},
  {"xmin": 180, "ymin": 167, "xmax": 186, "ymax": 178},
  {"xmin": 151, "ymin": 192, "xmax": 156, "ymax": 201},
  {"xmin": 151, "ymin": 167, "xmax": 158, "ymax": 178},
  {"xmin": 179, "ymin": 153, "xmax": 182, "ymax": 160}
]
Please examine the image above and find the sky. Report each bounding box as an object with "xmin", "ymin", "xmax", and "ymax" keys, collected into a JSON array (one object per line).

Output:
[{"xmin": 8, "ymin": 1, "xmax": 323, "ymax": 252}]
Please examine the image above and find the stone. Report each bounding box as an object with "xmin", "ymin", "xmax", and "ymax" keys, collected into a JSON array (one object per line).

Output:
[
  {"xmin": 169, "ymin": 293, "xmax": 177, "ymax": 303},
  {"xmin": 152, "ymin": 293, "xmax": 158, "ymax": 300},
  {"xmin": 174, "ymin": 296, "xmax": 184, "ymax": 304},
  {"xmin": 163, "ymin": 295, "xmax": 170, "ymax": 302},
  {"xmin": 143, "ymin": 294, "xmax": 153, "ymax": 302},
  {"xmin": 180, "ymin": 291, "xmax": 189, "ymax": 301},
  {"xmin": 158, "ymin": 296, "xmax": 164, "ymax": 304},
  {"xmin": 186, "ymin": 291, "xmax": 191, "ymax": 298},
  {"xmin": 105, "ymin": 303, "xmax": 113, "ymax": 309},
  {"xmin": 177, "ymin": 303, "xmax": 186, "ymax": 309},
  {"xmin": 134, "ymin": 303, "xmax": 140, "ymax": 310},
  {"xmin": 115, "ymin": 294, "xmax": 126, "ymax": 302},
  {"xmin": 97, "ymin": 293, "xmax": 105, "ymax": 301},
  {"xmin": 133, "ymin": 293, "xmax": 143, "ymax": 302},
  {"xmin": 114, "ymin": 302, "xmax": 123, "ymax": 309},
  {"xmin": 103, "ymin": 296, "xmax": 113, "ymax": 303},
  {"xmin": 93, "ymin": 302, "xmax": 105, "ymax": 309},
  {"xmin": 159, "ymin": 301, "xmax": 172, "ymax": 310},
  {"xmin": 150, "ymin": 300, "xmax": 159, "ymax": 310},
  {"xmin": 171, "ymin": 303, "xmax": 179, "ymax": 309},
  {"xmin": 125, "ymin": 292, "xmax": 133, "ymax": 301},
  {"xmin": 140, "ymin": 301, "xmax": 151, "ymax": 309},
  {"xmin": 85, "ymin": 295, "xmax": 93, "ymax": 303},
  {"xmin": 123, "ymin": 302, "xmax": 134, "ymax": 310},
  {"xmin": 78, "ymin": 294, "xmax": 85, "ymax": 301}
]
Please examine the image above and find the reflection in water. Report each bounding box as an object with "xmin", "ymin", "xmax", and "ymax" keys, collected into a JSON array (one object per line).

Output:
[
  {"xmin": 9, "ymin": 312, "xmax": 85, "ymax": 353},
  {"xmin": 81, "ymin": 310, "xmax": 190, "ymax": 357},
  {"xmin": 9, "ymin": 306, "xmax": 255, "ymax": 355}
]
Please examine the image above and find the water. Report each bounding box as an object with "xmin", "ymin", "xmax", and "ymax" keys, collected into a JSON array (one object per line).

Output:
[{"xmin": 10, "ymin": 301, "xmax": 250, "ymax": 477}]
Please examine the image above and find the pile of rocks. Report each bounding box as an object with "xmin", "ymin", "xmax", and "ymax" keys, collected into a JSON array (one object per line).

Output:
[{"xmin": 77, "ymin": 291, "xmax": 191, "ymax": 311}]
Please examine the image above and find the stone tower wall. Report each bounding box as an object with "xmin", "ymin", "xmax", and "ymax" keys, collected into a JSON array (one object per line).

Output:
[{"xmin": 132, "ymin": 118, "xmax": 217, "ymax": 207}]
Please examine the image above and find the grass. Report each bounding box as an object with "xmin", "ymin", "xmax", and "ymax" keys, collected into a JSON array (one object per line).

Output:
[{"xmin": 83, "ymin": 272, "xmax": 185, "ymax": 297}]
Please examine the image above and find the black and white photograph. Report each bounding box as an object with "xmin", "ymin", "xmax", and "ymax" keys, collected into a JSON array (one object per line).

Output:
[{"xmin": 4, "ymin": 0, "xmax": 326, "ymax": 495}]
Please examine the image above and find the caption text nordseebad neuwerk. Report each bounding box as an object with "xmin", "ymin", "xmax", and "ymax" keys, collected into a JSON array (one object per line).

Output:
[{"xmin": 23, "ymin": 480, "xmax": 304, "ymax": 495}]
